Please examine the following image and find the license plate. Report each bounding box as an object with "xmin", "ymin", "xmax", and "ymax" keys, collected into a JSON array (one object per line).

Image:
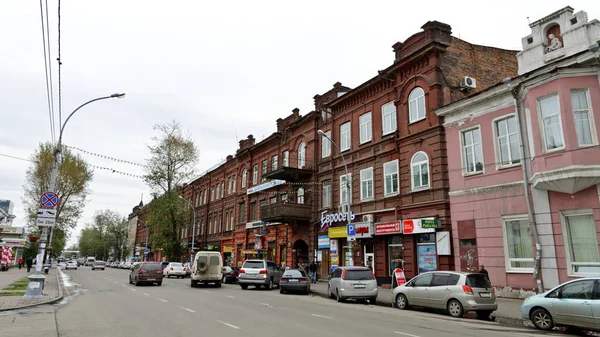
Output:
[
  {"xmin": 289, "ymin": 279, "xmax": 298, "ymax": 282},
  {"xmin": 354, "ymin": 284, "xmax": 366, "ymax": 289},
  {"xmin": 479, "ymin": 292, "xmax": 491, "ymax": 298},
  {"xmin": 248, "ymin": 274, "xmax": 258, "ymax": 278},
  {"xmin": 147, "ymin": 279, "xmax": 156, "ymax": 281}
]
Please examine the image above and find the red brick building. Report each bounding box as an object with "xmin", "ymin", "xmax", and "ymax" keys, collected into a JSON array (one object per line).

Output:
[{"xmin": 313, "ymin": 21, "xmax": 518, "ymax": 283}]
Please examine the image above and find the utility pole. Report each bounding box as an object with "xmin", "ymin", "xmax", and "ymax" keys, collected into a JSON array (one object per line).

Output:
[{"xmin": 179, "ymin": 196, "xmax": 196, "ymax": 263}]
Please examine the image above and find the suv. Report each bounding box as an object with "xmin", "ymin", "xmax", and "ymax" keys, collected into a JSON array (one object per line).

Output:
[
  {"xmin": 191, "ymin": 251, "xmax": 223, "ymax": 288},
  {"xmin": 238, "ymin": 260, "xmax": 282, "ymax": 290},
  {"xmin": 327, "ymin": 266, "xmax": 378, "ymax": 303},
  {"xmin": 129, "ymin": 262, "xmax": 164, "ymax": 286}
]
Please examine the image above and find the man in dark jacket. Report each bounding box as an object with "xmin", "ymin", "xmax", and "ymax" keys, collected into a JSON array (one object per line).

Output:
[
  {"xmin": 479, "ymin": 264, "xmax": 490, "ymax": 281},
  {"xmin": 309, "ymin": 260, "xmax": 317, "ymax": 284},
  {"xmin": 26, "ymin": 257, "xmax": 33, "ymax": 273}
]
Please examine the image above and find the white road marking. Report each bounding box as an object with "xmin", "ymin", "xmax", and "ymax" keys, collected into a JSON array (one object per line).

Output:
[
  {"xmin": 311, "ymin": 314, "xmax": 333, "ymax": 320},
  {"xmin": 122, "ymin": 284, "xmax": 126, "ymax": 287},
  {"xmin": 227, "ymin": 295, "xmax": 236, "ymax": 299},
  {"xmin": 261, "ymin": 303, "xmax": 273, "ymax": 308},
  {"xmin": 130, "ymin": 288, "xmax": 136, "ymax": 292},
  {"xmin": 181, "ymin": 307, "xmax": 195, "ymax": 313},
  {"xmin": 114, "ymin": 281, "xmax": 119, "ymax": 284},
  {"xmin": 393, "ymin": 332, "xmax": 420, "ymax": 337},
  {"xmin": 216, "ymin": 320, "xmax": 240, "ymax": 330},
  {"xmin": 144, "ymin": 293, "xmax": 150, "ymax": 296},
  {"xmin": 108, "ymin": 279, "xmax": 112, "ymax": 281},
  {"xmin": 158, "ymin": 298, "xmax": 168, "ymax": 303},
  {"xmin": 203, "ymin": 290, "xmax": 211, "ymax": 293}
]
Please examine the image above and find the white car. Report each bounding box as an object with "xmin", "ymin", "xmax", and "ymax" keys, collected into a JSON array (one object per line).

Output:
[
  {"xmin": 164, "ymin": 262, "xmax": 186, "ymax": 278},
  {"xmin": 65, "ymin": 261, "xmax": 78, "ymax": 270}
]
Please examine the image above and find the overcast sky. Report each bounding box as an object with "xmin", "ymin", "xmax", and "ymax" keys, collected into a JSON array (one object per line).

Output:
[{"xmin": 1, "ymin": 1, "xmax": 599, "ymax": 247}]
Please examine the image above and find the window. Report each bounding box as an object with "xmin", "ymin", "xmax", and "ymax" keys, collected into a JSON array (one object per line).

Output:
[
  {"xmin": 571, "ymin": 90, "xmax": 594, "ymax": 146},
  {"xmin": 297, "ymin": 142, "xmax": 306, "ymax": 168},
  {"xmin": 230, "ymin": 211, "xmax": 234, "ymax": 230},
  {"xmin": 195, "ymin": 192, "xmax": 199, "ymax": 207},
  {"xmin": 462, "ymin": 127, "xmax": 484, "ymax": 174},
  {"xmin": 321, "ymin": 130, "xmax": 331, "ymax": 158},
  {"xmin": 413, "ymin": 274, "xmax": 432, "ymax": 287},
  {"xmin": 232, "ymin": 175, "xmax": 236, "ymax": 193},
  {"xmin": 560, "ymin": 280, "xmax": 595, "ymax": 299},
  {"xmin": 221, "ymin": 181, "xmax": 224, "ymax": 198},
  {"xmin": 431, "ymin": 273, "xmax": 451, "ymax": 287},
  {"xmin": 539, "ymin": 94, "xmax": 564, "ymax": 150},
  {"xmin": 383, "ymin": 160, "xmax": 399, "ymax": 196},
  {"xmin": 340, "ymin": 122, "xmax": 351, "ymax": 152},
  {"xmin": 241, "ymin": 169, "xmax": 247, "ymax": 189},
  {"xmin": 411, "ymin": 152, "xmax": 429, "ymax": 190},
  {"xmin": 270, "ymin": 196, "xmax": 277, "ymax": 204},
  {"xmin": 297, "ymin": 188, "xmax": 305, "ymax": 204},
  {"xmin": 502, "ymin": 217, "xmax": 534, "ymax": 271},
  {"xmin": 340, "ymin": 173, "xmax": 352, "ymax": 205},
  {"xmin": 272, "ymin": 155, "xmax": 278, "ymax": 171},
  {"xmin": 239, "ymin": 204, "xmax": 245, "ymax": 223},
  {"xmin": 408, "ymin": 87, "xmax": 426, "ymax": 123},
  {"xmin": 252, "ymin": 165, "xmax": 258, "ymax": 185},
  {"xmin": 249, "ymin": 202, "xmax": 256, "ymax": 221},
  {"xmin": 259, "ymin": 199, "xmax": 266, "ymax": 206},
  {"xmin": 322, "ymin": 180, "xmax": 331, "ymax": 208},
  {"xmin": 281, "ymin": 193, "xmax": 288, "ymax": 201},
  {"xmin": 262, "ymin": 160, "xmax": 267, "ymax": 181},
  {"xmin": 562, "ymin": 210, "xmax": 600, "ymax": 275},
  {"xmin": 382, "ymin": 101, "xmax": 397, "ymax": 135},
  {"xmin": 359, "ymin": 112, "xmax": 372, "ymax": 144},
  {"xmin": 496, "ymin": 116, "xmax": 520, "ymax": 166},
  {"xmin": 228, "ymin": 178, "xmax": 233, "ymax": 195},
  {"xmin": 282, "ymin": 151, "xmax": 289, "ymax": 167},
  {"xmin": 216, "ymin": 184, "xmax": 220, "ymax": 199},
  {"xmin": 203, "ymin": 189, "xmax": 207, "ymax": 204},
  {"xmin": 211, "ymin": 186, "xmax": 215, "ymax": 201},
  {"xmin": 360, "ymin": 167, "xmax": 373, "ymax": 200}
]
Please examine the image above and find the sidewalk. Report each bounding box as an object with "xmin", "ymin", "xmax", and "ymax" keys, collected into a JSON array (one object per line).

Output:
[
  {"xmin": 0, "ymin": 266, "xmax": 63, "ymax": 311},
  {"xmin": 309, "ymin": 282, "xmax": 525, "ymax": 323}
]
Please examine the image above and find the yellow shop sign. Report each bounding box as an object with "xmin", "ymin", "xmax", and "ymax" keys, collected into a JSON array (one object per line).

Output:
[{"xmin": 328, "ymin": 226, "xmax": 347, "ymax": 238}]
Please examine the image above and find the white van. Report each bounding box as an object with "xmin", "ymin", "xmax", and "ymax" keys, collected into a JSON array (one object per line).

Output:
[
  {"xmin": 190, "ymin": 251, "xmax": 223, "ymax": 288},
  {"xmin": 85, "ymin": 257, "xmax": 96, "ymax": 267}
]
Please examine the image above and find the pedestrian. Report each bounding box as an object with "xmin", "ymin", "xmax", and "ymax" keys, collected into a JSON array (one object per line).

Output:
[
  {"xmin": 18, "ymin": 257, "xmax": 23, "ymax": 269},
  {"xmin": 479, "ymin": 264, "xmax": 490, "ymax": 281},
  {"xmin": 26, "ymin": 257, "xmax": 33, "ymax": 273},
  {"xmin": 309, "ymin": 259, "xmax": 317, "ymax": 284}
]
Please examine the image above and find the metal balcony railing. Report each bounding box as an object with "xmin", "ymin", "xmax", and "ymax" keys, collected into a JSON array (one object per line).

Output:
[{"xmin": 260, "ymin": 202, "xmax": 312, "ymax": 222}]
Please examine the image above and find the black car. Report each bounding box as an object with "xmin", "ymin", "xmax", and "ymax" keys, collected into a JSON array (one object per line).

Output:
[
  {"xmin": 280, "ymin": 269, "xmax": 310, "ymax": 295},
  {"xmin": 222, "ymin": 266, "xmax": 239, "ymax": 283}
]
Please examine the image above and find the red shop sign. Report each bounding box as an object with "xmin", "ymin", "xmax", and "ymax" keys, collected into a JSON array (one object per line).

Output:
[{"xmin": 375, "ymin": 221, "xmax": 401, "ymax": 235}]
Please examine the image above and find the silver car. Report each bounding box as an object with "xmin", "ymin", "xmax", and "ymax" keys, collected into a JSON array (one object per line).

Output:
[
  {"xmin": 238, "ymin": 260, "xmax": 282, "ymax": 290},
  {"xmin": 520, "ymin": 277, "xmax": 600, "ymax": 332},
  {"xmin": 327, "ymin": 266, "xmax": 378, "ymax": 303},
  {"xmin": 392, "ymin": 271, "xmax": 497, "ymax": 319}
]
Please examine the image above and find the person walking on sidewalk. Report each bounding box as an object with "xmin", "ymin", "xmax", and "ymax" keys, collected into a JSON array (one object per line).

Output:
[
  {"xmin": 18, "ymin": 257, "xmax": 23, "ymax": 269},
  {"xmin": 479, "ymin": 264, "xmax": 490, "ymax": 281},
  {"xmin": 309, "ymin": 260, "xmax": 317, "ymax": 284},
  {"xmin": 26, "ymin": 257, "xmax": 33, "ymax": 273}
]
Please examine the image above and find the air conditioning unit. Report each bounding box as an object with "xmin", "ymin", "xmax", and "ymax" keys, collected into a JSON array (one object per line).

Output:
[
  {"xmin": 338, "ymin": 204, "xmax": 349, "ymax": 214},
  {"xmin": 362, "ymin": 214, "xmax": 374, "ymax": 223},
  {"xmin": 460, "ymin": 76, "xmax": 477, "ymax": 89}
]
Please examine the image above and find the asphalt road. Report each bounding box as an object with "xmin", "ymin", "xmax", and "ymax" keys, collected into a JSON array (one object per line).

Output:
[{"xmin": 0, "ymin": 266, "xmax": 569, "ymax": 337}]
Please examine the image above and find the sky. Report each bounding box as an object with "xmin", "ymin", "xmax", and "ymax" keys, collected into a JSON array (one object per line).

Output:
[{"xmin": 1, "ymin": 0, "xmax": 599, "ymax": 247}]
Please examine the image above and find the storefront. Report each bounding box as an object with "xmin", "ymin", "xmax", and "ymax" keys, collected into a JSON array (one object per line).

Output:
[
  {"xmin": 328, "ymin": 226, "xmax": 348, "ymax": 272},
  {"xmin": 222, "ymin": 245, "xmax": 234, "ymax": 266}
]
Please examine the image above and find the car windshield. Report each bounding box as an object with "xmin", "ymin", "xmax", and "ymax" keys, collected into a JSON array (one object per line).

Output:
[
  {"xmin": 466, "ymin": 274, "xmax": 492, "ymax": 288},
  {"xmin": 142, "ymin": 264, "xmax": 161, "ymax": 271},
  {"xmin": 283, "ymin": 270, "xmax": 305, "ymax": 277},
  {"xmin": 344, "ymin": 270, "xmax": 372, "ymax": 280},
  {"xmin": 171, "ymin": 263, "xmax": 182, "ymax": 267},
  {"xmin": 243, "ymin": 261, "xmax": 264, "ymax": 269}
]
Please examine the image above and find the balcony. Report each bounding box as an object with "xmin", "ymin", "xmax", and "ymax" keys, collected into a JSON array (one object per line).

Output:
[
  {"xmin": 263, "ymin": 157, "xmax": 314, "ymax": 182},
  {"xmin": 260, "ymin": 202, "xmax": 312, "ymax": 222}
]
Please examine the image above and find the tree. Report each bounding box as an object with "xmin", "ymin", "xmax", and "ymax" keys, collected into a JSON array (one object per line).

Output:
[
  {"xmin": 22, "ymin": 142, "xmax": 93, "ymax": 256},
  {"xmin": 78, "ymin": 210, "xmax": 129, "ymax": 261},
  {"xmin": 144, "ymin": 121, "xmax": 198, "ymax": 261}
]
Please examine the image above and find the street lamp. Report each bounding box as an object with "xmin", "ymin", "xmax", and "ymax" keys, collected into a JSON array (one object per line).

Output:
[
  {"xmin": 317, "ymin": 130, "xmax": 354, "ymax": 262},
  {"xmin": 138, "ymin": 220, "xmax": 150, "ymax": 261},
  {"xmin": 179, "ymin": 196, "xmax": 196, "ymax": 263},
  {"xmin": 25, "ymin": 93, "xmax": 125, "ymax": 300}
]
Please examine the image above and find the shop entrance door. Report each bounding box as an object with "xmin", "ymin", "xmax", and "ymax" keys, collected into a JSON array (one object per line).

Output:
[{"xmin": 364, "ymin": 245, "xmax": 374, "ymax": 273}]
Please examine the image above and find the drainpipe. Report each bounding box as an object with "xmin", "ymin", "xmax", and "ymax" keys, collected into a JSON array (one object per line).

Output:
[{"xmin": 508, "ymin": 79, "xmax": 544, "ymax": 293}]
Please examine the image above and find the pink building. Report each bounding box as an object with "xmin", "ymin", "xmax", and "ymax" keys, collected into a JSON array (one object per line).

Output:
[{"xmin": 436, "ymin": 7, "xmax": 600, "ymax": 296}]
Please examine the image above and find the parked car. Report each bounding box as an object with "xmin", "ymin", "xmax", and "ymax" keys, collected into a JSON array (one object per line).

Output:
[
  {"xmin": 190, "ymin": 251, "xmax": 223, "ymax": 288},
  {"xmin": 129, "ymin": 262, "xmax": 164, "ymax": 286},
  {"xmin": 91, "ymin": 261, "xmax": 106, "ymax": 271},
  {"xmin": 76, "ymin": 258, "xmax": 85, "ymax": 266},
  {"xmin": 58, "ymin": 261, "xmax": 67, "ymax": 268},
  {"xmin": 521, "ymin": 277, "xmax": 600, "ymax": 332},
  {"xmin": 183, "ymin": 262, "xmax": 192, "ymax": 278},
  {"xmin": 123, "ymin": 261, "xmax": 132, "ymax": 270},
  {"xmin": 85, "ymin": 257, "xmax": 96, "ymax": 266},
  {"xmin": 238, "ymin": 259, "xmax": 281, "ymax": 290},
  {"xmin": 65, "ymin": 261, "xmax": 78, "ymax": 270},
  {"xmin": 328, "ymin": 266, "xmax": 377, "ymax": 303},
  {"xmin": 392, "ymin": 271, "xmax": 497, "ymax": 319},
  {"xmin": 222, "ymin": 266, "xmax": 239, "ymax": 284},
  {"xmin": 164, "ymin": 262, "xmax": 186, "ymax": 278},
  {"xmin": 280, "ymin": 269, "xmax": 310, "ymax": 295}
]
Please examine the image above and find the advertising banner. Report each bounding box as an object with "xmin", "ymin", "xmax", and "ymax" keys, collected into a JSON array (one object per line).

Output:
[
  {"xmin": 417, "ymin": 244, "xmax": 437, "ymax": 274},
  {"xmin": 403, "ymin": 218, "xmax": 436, "ymax": 235},
  {"xmin": 375, "ymin": 221, "xmax": 401, "ymax": 235},
  {"xmin": 318, "ymin": 235, "xmax": 330, "ymax": 249},
  {"xmin": 328, "ymin": 227, "xmax": 347, "ymax": 238},
  {"xmin": 330, "ymin": 240, "xmax": 338, "ymax": 255}
]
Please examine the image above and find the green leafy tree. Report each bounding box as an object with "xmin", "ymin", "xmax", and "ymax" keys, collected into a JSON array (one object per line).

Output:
[
  {"xmin": 144, "ymin": 121, "xmax": 198, "ymax": 261},
  {"xmin": 78, "ymin": 210, "xmax": 128, "ymax": 260}
]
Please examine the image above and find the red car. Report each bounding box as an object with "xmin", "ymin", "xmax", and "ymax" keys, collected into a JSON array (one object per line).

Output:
[{"xmin": 129, "ymin": 262, "xmax": 164, "ymax": 286}]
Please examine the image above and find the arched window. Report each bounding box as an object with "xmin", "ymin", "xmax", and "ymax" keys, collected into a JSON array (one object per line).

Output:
[
  {"xmin": 297, "ymin": 142, "xmax": 306, "ymax": 168},
  {"xmin": 297, "ymin": 187, "xmax": 305, "ymax": 204},
  {"xmin": 408, "ymin": 87, "xmax": 426, "ymax": 123},
  {"xmin": 241, "ymin": 169, "xmax": 247, "ymax": 188},
  {"xmin": 411, "ymin": 151, "xmax": 429, "ymax": 190}
]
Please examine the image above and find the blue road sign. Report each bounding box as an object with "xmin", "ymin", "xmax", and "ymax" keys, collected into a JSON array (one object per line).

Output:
[
  {"xmin": 347, "ymin": 224, "xmax": 356, "ymax": 236},
  {"xmin": 40, "ymin": 192, "xmax": 59, "ymax": 208}
]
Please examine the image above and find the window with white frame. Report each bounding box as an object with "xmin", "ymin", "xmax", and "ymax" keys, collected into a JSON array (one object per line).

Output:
[
  {"xmin": 383, "ymin": 160, "xmax": 399, "ymax": 196},
  {"xmin": 340, "ymin": 122, "xmax": 351, "ymax": 152},
  {"xmin": 282, "ymin": 150, "xmax": 289, "ymax": 167},
  {"xmin": 382, "ymin": 101, "xmax": 397, "ymax": 135},
  {"xmin": 203, "ymin": 189, "xmax": 207, "ymax": 204},
  {"xmin": 562, "ymin": 210, "xmax": 600, "ymax": 275},
  {"xmin": 408, "ymin": 87, "xmax": 426, "ymax": 123},
  {"xmin": 502, "ymin": 217, "xmax": 534, "ymax": 271},
  {"xmin": 262, "ymin": 160, "xmax": 267, "ymax": 181},
  {"xmin": 252, "ymin": 165, "xmax": 258, "ymax": 185},
  {"xmin": 270, "ymin": 196, "xmax": 277, "ymax": 204},
  {"xmin": 232, "ymin": 175, "xmax": 236, "ymax": 192},
  {"xmin": 216, "ymin": 184, "xmax": 220, "ymax": 199},
  {"xmin": 359, "ymin": 112, "xmax": 372, "ymax": 144},
  {"xmin": 571, "ymin": 90, "xmax": 594, "ymax": 146},
  {"xmin": 272, "ymin": 155, "xmax": 278, "ymax": 171},
  {"xmin": 241, "ymin": 169, "xmax": 247, "ymax": 188},
  {"xmin": 230, "ymin": 211, "xmax": 234, "ymax": 230},
  {"xmin": 411, "ymin": 152, "xmax": 429, "ymax": 190},
  {"xmin": 297, "ymin": 188, "xmax": 305, "ymax": 204},
  {"xmin": 321, "ymin": 130, "xmax": 331, "ymax": 158},
  {"xmin": 322, "ymin": 180, "xmax": 331, "ymax": 208},
  {"xmin": 539, "ymin": 94, "xmax": 564, "ymax": 151},
  {"xmin": 462, "ymin": 127, "xmax": 484, "ymax": 174},
  {"xmin": 195, "ymin": 192, "xmax": 199, "ymax": 207},
  {"xmin": 496, "ymin": 116, "xmax": 520, "ymax": 166},
  {"xmin": 211, "ymin": 186, "xmax": 215, "ymax": 201},
  {"xmin": 298, "ymin": 142, "xmax": 306, "ymax": 168},
  {"xmin": 221, "ymin": 181, "xmax": 224, "ymax": 198},
  {"xmin": 228, "ymin": 178, "xmax": 233, "ymax": 195},
  {"xmin": 360, "ymin": 167, "xmax": 373, "ymax": 200},
  {"xmin": 339, "ymin": 173, "xmax": 352, "ymax": 205}
]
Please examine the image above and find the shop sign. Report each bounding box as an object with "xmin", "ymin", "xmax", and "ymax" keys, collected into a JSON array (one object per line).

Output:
[
  {"xmin": 393, "ymin": 268, "xmax": 407, "ymax": 286},
  {"xmin": 245, "ymin": 221, "xmax": 281, "ymax": 230},
  {"xmin": 421, "ymin": 219, "xmax": 440, "ymax": 229},
  {"xmin": 375, "ymin": 221, "xmax": 402, "ymax": 235},
  {"xmin": 328, "ymin": 227, "xmax": 347, "ymax": 239},
  {"xmin": 317, "ymin": 251, "xmax": 322, "ymax": 262},
  {"xmin": 0, "ymin": 240, "xmax": 27, "ymax": 247},
  {"xmin": 247, "ymin": 179, "xmax": 286, "ymax": 195},
  {"xmin": 223, "ymin": 246, "xmax": 234, "ymax": 253},
  {"xmin": 403, "ymin": 218, "xmax": 436, "ymax": 235},
  {"xmin": 243, "ymin": 249, "xmax": 258, "ymax": 254},
  {"xmin": 436, "ymin": 231, "xmax": 451, "ymax": 255},
  {"xmin": 318, "ymin": 235, "xmax": 330, "ymax": 249},
  {"xmin": 0, "ymin": 227, "xmax": 23, "ymax": 234},
  {"xmin": 203, "ymin": 244, "xmax": 220, "ymax": 251},
  {"xmin": 330, "ymin": 255, "xmax": 339, "ymax": 265},
  {"xmin": 320, "ymin": 210, "xmax": 356, "ymax": 230},
  {"xmin": 347, "ymin": 222, "xmax": 373, "ymax": 239},
  {"xmin": 417, "ymin": 244, "xmax": 437, "ymax": 274},
  {"xmin": 330, "ymin": 240, "xmax": 338, "ymax": 255}
]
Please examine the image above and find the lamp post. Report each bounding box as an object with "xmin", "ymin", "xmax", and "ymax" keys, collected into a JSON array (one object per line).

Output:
[
  {"xmin": 317, "ymin": 130, "xmax": 354, "ymax": 264},
  {"xmin": 179, "ymin": 196, "xmax": 196, "ymax": 263},
  {"xmin": 24, "ymin": 93, "xmax": 125, "ymax": 300},
  {"xmin": 137, "ymin": 220, "xmax": 150, "ymax": 261}
]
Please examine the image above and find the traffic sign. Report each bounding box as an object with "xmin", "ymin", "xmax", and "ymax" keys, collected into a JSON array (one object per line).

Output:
[
  {"xmin": 36, "ymin": 217, "xmax": 56, "ymax": 227},
  {"xmin": 40, "ymin": 192, "xmax": 59, "ymax": 208},
  {"xmin": 347, "ymin": 224, "xmax": 356, "ymax": 236},
  {"xmin": 37, "ymin": 209, "xmax": 56, "ymax": 218}
]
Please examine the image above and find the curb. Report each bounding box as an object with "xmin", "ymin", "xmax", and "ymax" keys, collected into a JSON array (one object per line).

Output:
[{"xmin": 0, "ymin": 270, "xmax": 64, "ymax": 312}]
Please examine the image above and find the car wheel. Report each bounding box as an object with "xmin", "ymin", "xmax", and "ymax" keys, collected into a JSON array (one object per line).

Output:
[
  {"xmin": 134, "ymin": 278, "xmax": 139, "ymax": 286},
  {"xmin": 267, "ymin": 279, "xmax": 274, "ymax": 290},
  {"xmin": 216, "ymin": 281, "xmax": 222, "ymax": 288},
  {"xmin": 157, "ymin": 282, "xmax": 162, "ymax": 286},
  {"xmin": 222, "ymin": 276, "xmax": 227, "ymax": 284},
  {"xmin": 530, "ymin": 308, "xmax": 554, "ymax": 330},
  {"xmin": 395, "ymin": 294, "xmax": 409, "ymax": 310},
  {"xmin": 280, "ymin": 288, "xmax": 285, "ymax": 294},
  {"xmin": 240, "ymin": 284, "xmax": 248, "ymax": 290},
  {"xmin": 336, "ymin": 289, "xmax": 344, "ymax": 302},
  {"xmin": 447, "ymin": 299, "xmax": 464, "ymax": 318},
  {"xmin": 369, "ymin": 296, "xmax": 377, "ymax": 304},
  {"xmin": 327, "ymin": 285, "xmax": 333, "ymax": 298},
  {"xmin": 476, "ymin": 310, "xmax": 493, "ymax": 320},
  {"xmin": 191, "ymin": 280, "xmax": 197, "ymax": 288}
]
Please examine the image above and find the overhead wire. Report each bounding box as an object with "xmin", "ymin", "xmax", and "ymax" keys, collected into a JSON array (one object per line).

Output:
[
  {"xmin": 39, "ymin": 0, "xmax": 55, "ymax": 142},
  {"xmin": 57, "ymin": 0, "xmax": 63, "ymax": 129}
]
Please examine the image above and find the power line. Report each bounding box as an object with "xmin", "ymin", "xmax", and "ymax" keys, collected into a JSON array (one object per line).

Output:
[
  {"xmin": 64, "ymin": 145, "xmax": 148, "ymax": 167},
  {"xmin": 39, "ymin": 0, "xmax": 55, "ymax": 143},
  {"xmin": 0, "ymin": 153, "xmax": 35, "ymax": 163},
  {"xmin": 57, "ymin": 0, "xmax": 63, "ymax": 129},
  {"xmin": 44, "ymin": 0, "xmax": 57, "ymax": 139}
]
